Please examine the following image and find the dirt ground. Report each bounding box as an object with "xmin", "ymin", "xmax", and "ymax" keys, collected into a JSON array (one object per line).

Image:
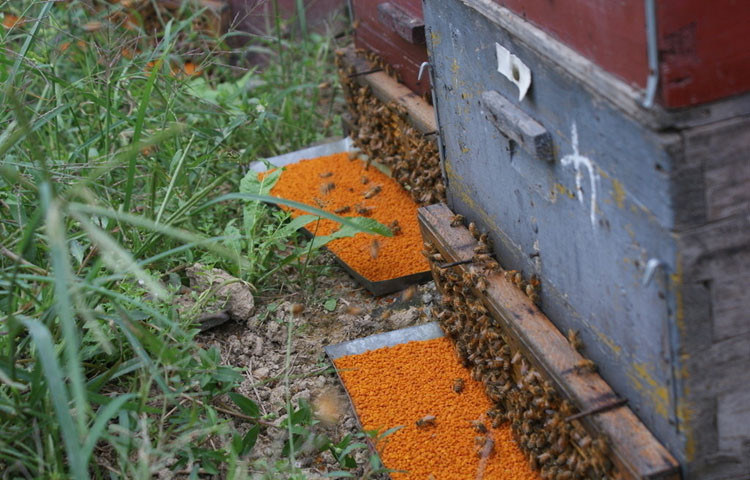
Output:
[{"xmin": 196, "ymin": 252, "xmax": 438, "ymax": 478}]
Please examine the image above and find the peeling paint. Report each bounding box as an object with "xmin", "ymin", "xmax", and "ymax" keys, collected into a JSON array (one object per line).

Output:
[
  {"xmin": 612, "ymin": 179, "xmax": 626, "ymax": 209},
  {"xmin": 629, "ymin": 363, "xmax": 671, "ymax": 418},
  {"xmin": 590, "ymin": 324, "xmax": 622, "ymax": 355},
  {"xmin": 553, "ymin": 182, "xmax": 576, "ymax": 199}
]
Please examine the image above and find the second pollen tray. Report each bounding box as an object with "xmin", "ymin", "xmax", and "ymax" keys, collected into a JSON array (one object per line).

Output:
[{"xmin": 265, "ymin": 151, "xmax": 430, "ymax": 295}]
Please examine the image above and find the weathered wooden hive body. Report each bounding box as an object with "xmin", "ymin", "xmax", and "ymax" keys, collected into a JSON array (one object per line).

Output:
[{"xmin": 422, "ymin": 1, "xmax": 750, "ymax": 478}]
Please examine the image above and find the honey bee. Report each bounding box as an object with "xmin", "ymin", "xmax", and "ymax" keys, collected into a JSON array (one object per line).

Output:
[
  {"xmin": 453, "ymin": 378, "xmax": 465, "ymax": 393},
  {"xmin": 567, "ymin": 329, "xmax": 583, "ymax": 351},
  {"xmin": 511, "ymin": 352, "xmax": 522, "ymax": 365},
  {"xmin": 473, "ymin": 253, "xmax": 493, "ymax": 264},
  {"xmin": 354, "ymin": 203, "xmax": 373, "ymax": 215},
  {"xmin": 416, "ymin": 415, "xmax": 436, "ymax": 428},
  {"xmin": 363, "ymin": 185, "xmax": 382, "ymax": 199},
  {"xmin": 401, "ymin": 285, "xmax": 417, "ymax": 302},
  {"xmin": 476, "ymin": 436, "xmax": 495, "ymax": 458},
  {"xmin": 319, "ymin": 171, "xmax": 333, "ymax": 178},
  {"xmin": 537, "ymin": 452, "xmax": 552, "ymax": 465},
  {"xmin": 476, "ymin": 276, "xmax": 488, "ymax": 292},
  {"xmin": 469, "ymin": 222, "xmax": 479, "ymax": 238},
  {"xmin": 450, "ymin": 214, "xmax": 465, "ymax": 227},
  {"xmin": 344, "ymin": 305, "xmax": 364, "ymax": 315},
  {"xmin": 379, "ymin": 309, "xmax": 392, "ymax": 320},
  {"xmin": 369, "ymin": 239, "xmax": 380, "ymax": 259},
  {"xmin": 574, "ymin": 359, "xmax": 597, "ymax": 374},
  {"xmin": 333, "ymin": 205, "xmax": 351, "ymax": 214},
  {"xmin": 471, "ymin": 420, "xmax": 488, "ymax": 433},
  {"xmin": 361, "ymin": 176, "xmax": 369, "ymax": 184},
  {"xmin": 320, "ymin": 182, "xmax": 335, "ymax": 194},
  {"xmin": 474, "ymin": 244, "xmax": 490, "ymax": 254},
  {"xmin": 388, "ymin": 219, "xmax": 401, "ymax": 235}
]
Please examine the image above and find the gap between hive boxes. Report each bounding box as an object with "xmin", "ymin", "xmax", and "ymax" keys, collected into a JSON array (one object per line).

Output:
[{"xmin": 418, "ymin": 203, "xmax": 680, "ymax": 480}]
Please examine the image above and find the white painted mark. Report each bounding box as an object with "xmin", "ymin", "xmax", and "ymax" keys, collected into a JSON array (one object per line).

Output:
[{"xmin": 560, "ymin": 122, "xmax": 600, "ymax": 227}]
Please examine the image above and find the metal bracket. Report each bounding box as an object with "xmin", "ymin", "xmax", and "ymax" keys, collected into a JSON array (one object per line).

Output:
[
  {"xmin": 417, "ymin": 61, "xmax": 430, "ymax": 82},
  {"xmin": 642, "ymin": 0, "xmax": 659, "ymax": 108}
]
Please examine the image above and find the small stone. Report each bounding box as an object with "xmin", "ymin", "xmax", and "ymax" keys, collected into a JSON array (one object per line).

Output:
[{"xmin": 254, "ymin": 366, "xmax": 270, "ymax": 378}]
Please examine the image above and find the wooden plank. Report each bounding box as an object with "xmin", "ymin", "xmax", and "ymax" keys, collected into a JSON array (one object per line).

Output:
[
  {"xmin": 480, "ymin": 90, "xmax": 554, "ymax": 162},
  {"xmin": 418, "ymin": 202, "xmax": 680, "ymax": 480},
  {"xmin": 377, "ymin": 2, "xmax": 425, "ymax": 45},
  {"xmin": 337, "ymin": 46, "xmax": 437, "ymax": 134}
]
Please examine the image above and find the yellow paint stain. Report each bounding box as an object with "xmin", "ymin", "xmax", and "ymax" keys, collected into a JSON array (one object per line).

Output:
[
  {"xmin": 628, "ymin": 363, "xmax": 670, "ymax": 418},
  {"xmin": 430, "ymin": 31, "xmax": 441, "ymax": 46},
  {"xmin": 678, "ymin": 401, "xmax": 696, "ymax": 460},
  {"xmin": 612, "ymin": 179, "xmax": 626, "ymax": 209},
  {"xmin": 624, "ymin": 223, "xmax": 636, "ymax": 240},
  {"xmin": 461, "ymin": 146, "xmax": 470, "ymax": 154},
  {"xmin": 554, "ymin": 183, "xmax": 576, "ymax": 199},
  {"xmin": 590, "ymin": 326, "xmax": 622, "ymax": 355},
  {"xmin": 451, "ymin": 58, "xmax": 460, "ymax": 73}
]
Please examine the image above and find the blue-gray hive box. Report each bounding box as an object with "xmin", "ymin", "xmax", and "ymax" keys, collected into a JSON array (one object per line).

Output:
[{"xmin": 423, "ymin": 1, "xmax": 750, "ymax": 478}]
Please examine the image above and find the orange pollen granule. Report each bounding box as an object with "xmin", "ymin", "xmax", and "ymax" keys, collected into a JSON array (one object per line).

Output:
[
  {"xmin": 334, "ymin": 337, "xmax": 540, "ymax": 480},
  {"xmin": 266, "ymin": 152, "xmax": 429, "ymax": 282}
]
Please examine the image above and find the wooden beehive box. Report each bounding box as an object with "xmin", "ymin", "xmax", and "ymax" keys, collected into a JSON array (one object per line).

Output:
[
  {"xmin": 487, "ymin": 0, "xmax": 750, "ymax": 108},
  {"xmin": 351, "ymin": 0, "xmax": 431, "ymax": 97},
  {"xmin": 423, "ymin": 1, "xmax": 750, "ymax": 478}
]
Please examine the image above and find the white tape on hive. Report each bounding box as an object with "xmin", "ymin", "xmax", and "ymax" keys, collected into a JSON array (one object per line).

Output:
[{"xmin": 495, "ymin": 43, "xmax": 531, "ymax": 102}]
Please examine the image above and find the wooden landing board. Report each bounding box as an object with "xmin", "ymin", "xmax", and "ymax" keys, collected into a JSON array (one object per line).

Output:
[
  {"xmin": 337, "ymin": 46, "xmax": 437, "ymax": 135},
  {"xmin": 418, "ymin": 203, "xmax": 680, "ymax": 480}
]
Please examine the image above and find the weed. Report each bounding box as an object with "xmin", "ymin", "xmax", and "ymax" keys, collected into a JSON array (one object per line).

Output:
[{"xmin": 0, "ymin": 0, "xmax": 389, "ymax": 477}]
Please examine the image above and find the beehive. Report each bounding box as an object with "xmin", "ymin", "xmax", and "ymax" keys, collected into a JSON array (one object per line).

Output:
[
  {"xmin": 423, "ymin": 1, "xmax": 750, "ymax": 478},
  {"xmin": 336, "ymin": 47, "xmax": 446, "ymax": 207}
]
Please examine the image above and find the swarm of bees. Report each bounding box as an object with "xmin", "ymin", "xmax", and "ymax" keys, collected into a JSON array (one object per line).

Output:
[
  {"xmin": 422, "ymin": 233, "xmax": 616, "ymax": 480},
  {"xmin": 336, "ymin": 50, "xmax": 446, "ymax": 207}
]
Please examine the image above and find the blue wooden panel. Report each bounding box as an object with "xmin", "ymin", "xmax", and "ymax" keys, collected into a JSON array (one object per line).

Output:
[{"xmin": 424, "ymin": 0, "xmax": 684, "ymax": 467}]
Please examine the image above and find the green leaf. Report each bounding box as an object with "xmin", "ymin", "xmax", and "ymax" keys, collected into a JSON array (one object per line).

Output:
[
  {"xmin": 20, "ymin": 317, "xmax": 88, "ymax": 480},
  {"xmin": 198, "ymin": 193, "xmax": 393, "ymax": 237},
  {"xmin": 323, "ymin": 298, "xmax": 337, "ymax": 312},
  {"xmin": 228, "ymin": 392, "xmax": 260, "ymax": 418},
  {"xmin": 81, "ymin": 394, "xmax": 136, "ymax": 464},
  {"xmin": 240, "ymin": 424, "xmax": 260, "ymax": 456}
]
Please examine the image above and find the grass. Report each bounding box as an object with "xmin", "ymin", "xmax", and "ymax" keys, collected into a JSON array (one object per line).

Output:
[{"xmin": 0, "ymin": 1, "xmax": 393, "ymax": 478}]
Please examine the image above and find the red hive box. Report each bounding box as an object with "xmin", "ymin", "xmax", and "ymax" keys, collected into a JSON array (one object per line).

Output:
[
  {"xmin": 351, "ymin": 0, "xmax": 431, "ymax": 97},
  {"xmin": 492, "ymin": 0, "xmax": 750, "ymax": 108}
]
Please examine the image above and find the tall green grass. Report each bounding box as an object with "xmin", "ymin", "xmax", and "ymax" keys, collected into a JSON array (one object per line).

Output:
[{"xmin": 0, "ymin": 1, "xmax": 386, "ymax": 477}]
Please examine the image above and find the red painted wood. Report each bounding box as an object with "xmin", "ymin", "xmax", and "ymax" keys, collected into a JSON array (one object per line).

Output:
[
  {"xmin": 492, "ymin": 0, "xmax": 750, "ymax": 108},
  {"xmin": 657, "ymin": 0, "xmax": 750, "ymax": 108},
  {"xmin": 352, "ymin": 0, "xmax": 431, "ymax": 96},
  {"xmin": 494, "ymin": 0, "xmax": 648, "ymax": 90}
]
